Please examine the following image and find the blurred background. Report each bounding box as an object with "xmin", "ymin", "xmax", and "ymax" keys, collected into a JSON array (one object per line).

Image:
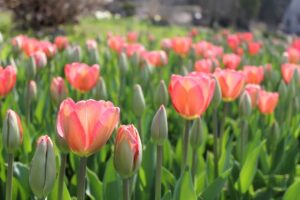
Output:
[{"xmin": 0, "ymin": 0, "xmax": 299, "ymax": 34}]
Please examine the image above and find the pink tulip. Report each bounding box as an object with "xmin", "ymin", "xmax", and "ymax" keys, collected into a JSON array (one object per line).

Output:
[
  {"xmin": 0, "ymin": 65, "xmax": 17, "ymax": 98},
  {"xmin": 222, "ymin": 53, "xmax": 241, "ymax": 69},
  {"xmin": 243, "ymin": 65, "xmax": 264, "ymax": 84},
  {"xmin": 257, "ymin": 90, "xmax": 279, "ymax": 115}
]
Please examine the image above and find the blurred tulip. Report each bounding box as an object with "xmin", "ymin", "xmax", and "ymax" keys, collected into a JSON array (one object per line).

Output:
[
  {"xmin": 154, "ymin": 80, "xmax": 169, "ymax": 106},
  {"xmin": 3, "ymin": 110, "xmax": 23, "ymax": 153},
  {"xmin": 114, "ymin": 124, "xmax": 142, "ymax": 178},
  {"xmin": 245, "ymin": 84, "xmax": 261, "ymax": 108},
  {"xmin": 238, "ymin": 32, "xmax": 253, "ymax": 43},
  {"xmin": 125, "ymin": 43, "xmax": 145, "ymax": 58},
  {"xmin": 127, "ymin": 31, "xmax": 139, "ymax": 43},
  {"xmin": 247, "ymin": 42, "xmax": 261, "ymax": 55},
  {"xmin": 65, "ymin": 62, "xmax": 100, "ymax": 92},
  {"xmin": 25, "ymin": 57, "xmax": 37, "ymax": 80},
  {"xmin": 151, "ymin": 105, "xmax": 168, "ymax": 145},
  {"xmin": 227, "ymin": 34, "xmax": 240, "ymax": 50},
  {"xmin": 108, "ymin": 36, "xmax": 125, "ymax": 54},
  {"xmin": 160, "ymin": 38, "xmax": 172, "ymax": 50},
  {"xmin": 0, "ymin": 65, "xmax": 17, "ymax": 98},
  {"xmin": 57, "ymin": 98, "xmax": 120, "ymax": 156},
  {"xmin": 12, "ymin": 35, "xmax": 28, "ymax": 50},
  {"xmin": 171, "ymin": 37, "xmax": 192, "ymax": 56},
  {"xmin": 284, "ymin": 48, "xmax": 300, "ymax": 63},
  {"xmin": 93, "ymin": 77, "xmax": 108, "ymax": 100},
  {"xmin": 54, "ymin": 36, "xmax": 69, "ymax": 51},
  {"xmin": 28, "ymin": 80, "xmax": 37, "ymax": 102},
  {"xmin": 222, "ymin": 53, "xmax": 241, "ymax": 69},
  {"xmin": 67, "ymin": 45, "xmax": 82, "ymax": 62},
  {"xmin": 239, "ymin": 91, "xmax": 252, "ymax": 117},
  {"xmin": 31, "ymin": 51, "xmax": 47, "ymax": 69},
  {"xmin": 243, "ymin": 65, "xmax": 264, "ymax": 84},
  {"xmin": 143, "ymin": 50, "xmax": 168, "ymax": 67},
  {"xmin": 214, "ymin": 68, "xmax": 245, "ymax": 101},
  {"xmin": 194, "ymin": 59, "xmax": 214, "ymax": 74},
  {"xmin": 86, "ymin": 39, "xmax": 98, "ymax": 50},
  {"xmin": 132, "ymin": 84, "xmax": 145, "ymax": 117},
  {"xmin": 119, "ymin": 52, "xmax": 129, "ymax": 74},
  {"xmin": 39, "ymin": 41, "xmax": 57, "ymax": 58},
  {"xmin": 281, "ymin": 63, "xmax": 300, "ymax": 84},
  {"xmin": 51, "ymin": 77, "xmax": 68, "ymax": 105},
  {"xmin": 29, "ymin": 135, "xmax": 56, "ymax": 198},
  {"xmin": 257, "ymin": 90, "xmax": 279, "ymax": 115},
  {"xmin": 211, "ymin": 78, "xmax": 222, "ymax": 108},
  {"xmin": 169, "ymin": 73, "xmax": 215, "ymax": 119}
]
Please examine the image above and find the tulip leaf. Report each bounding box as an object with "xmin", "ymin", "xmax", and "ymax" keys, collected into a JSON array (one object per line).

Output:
[
  {"xmin": 201, "ymin": 177, "xmax": 226, "ymax": 200},
  {"xmin": 162, "ymin": 190, "xmax": 172, "ymax": 200},
  {"xmin": 283, "ymin": 180, "xmax": 300, "ymax": 200},
  {"xmin": 173, "ymin": 169, "xmax": 197, "ymax": 200},
  {"xmin": 162, "ymin": 167, "xmax": 176, "ymax": 189},
  {"xmin": 86, "ymin": 167, "xmax": 103, "ymax": 200},
  {"xmin": 48, "ymin": 175, "xmax": 71, "ymax": 200},
  {"xmin": 13, "ymin": 162, "xmax": 30, "ymax": 198}
]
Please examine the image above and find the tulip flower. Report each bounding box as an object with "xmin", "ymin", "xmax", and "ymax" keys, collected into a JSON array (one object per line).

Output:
[
  {"xmin": 222, "ymin": 53, "xmax": 241, "ymax": 70},
  {"xmin": 247, "ymin": 42, "xmax": 261, "ymax": 55},
  {"xmin": 29, "ymin": 135, "xmax": 56, "ymax": 199},
  {"xmin": 57, "ymin": 98, "xmax": 120, "ymax": 156},
  {"xmin": 31, "ymin": 50, "xmax": 47, "ymax": 69},
  {"xmin": 171, "ymin": 37, "xmax": 192, "ymax": 56},
  {"xmin": 238, "ymin": 32, "xmax": 253, "ymax": 43},
  {"xmin": 227, "ymin": 34, "xmax": 240, "ymax": 50},
  {"xmin": 281, "ymin": 63, "xmax": 300, "ymax": 84},
  {"xmin": 169, "ymin": 73, "xmax": 215, "ymax": 119},
  {"xmin": 93, "ymin": 77, "xmax": 108, "ymax": 100},
  {"xmin": 108, "ymin": 36, "xmax": 125, "ymax": 54},
  {"xmin": 257, "ymin": 90, "xmax": 279, "ymax": 115},
  {"xmin": 54, "ymin": 36, "xmax": 69, "ymax": 51},
  {"xmin": 127, "ymin": 31, "xmax": 139, "ymax": 43},
  {"xmin": 65, "ymin": 62, "xmax": 100, "ymax": 92},
  {"xmin": 114, "ymin": 124, "xmax": 142, "ymax": 200},
  {"xmin": 39, "ymin": 41, "xmax": 57, "ymax": 58},
  {"xmin": 67, "ymin": 45, "xmax": 82, "ymax": 62},
  {"xmin": 0, "ymin": 65, "xmax": 17, "ymax": 98},
  {"xmin": 245, "ymin": 84, "xmax": 261, "ymax": 108},
  {"xmin": 160, "ymin": 38, "xmax": 172, "ymax": 50},
  {"xmin": 12, "ymin": 35, "xmax": 28, "ymax": 50},
  {"xmin": 125, "ymin": 43, "xmax": 145, "ymax": 58},
  {"xmin": 143, "ymin": 50, "xmax": 168, "ymax": 67},
  {"xmin": 243, "ymin": 65, "xmax": 264, "ymax": 84},
  {"xmin": 86, "ymin": 39, "xmax": 98, "ymax": 50},
  {"xmin": 284, "ymin": 48, "xmax": 300, "ymax": 64},
  {"xmin": 51, "ymin": 76, "xmax": 68, "ymax": 105},
  {"xmin": 194, "ymin": 59, "xmax": 215, "ymax": 74},
  {"xmin": 214, "ymin": 68, "xmax": 245, "ymax": 101}
]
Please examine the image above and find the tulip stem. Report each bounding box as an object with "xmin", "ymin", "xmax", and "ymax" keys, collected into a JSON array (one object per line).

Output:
[
  {"xmin": 155, "ymin": 145, "xmax": 163, "ymax": 200},
  {"xmin": 57, "ymin": 153, "xmax": 67, "ymax": 200},
  {"xmin": 213, "ymin": 108, "xmax": 219, "ymax": 178},
  {"xmin": 5, "ymin": 153, "xmax": 14, "ymax": 200},
  {"xmin": 219, "ymin": 103, "xmax": 229, "ymax": 159},
  {"xmin": 191, "ymin": 148, "xmax": 197, "ymax": 183},
  {"xmin": 77, "ymin": 157, "xmax": 87, "ymax": 200},
  {"xmin": 181, "ymin": 120, "xmax": 190, "ymax": 173},
  {"xmin": 123, "ymin": 178, "xmax": 130, "ymax": 200},
  {"xmin": 138, "ymin": 117, "xmax": 143, "ymax": 142}
]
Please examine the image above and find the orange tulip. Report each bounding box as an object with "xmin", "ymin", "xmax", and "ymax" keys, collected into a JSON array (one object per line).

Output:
[
  {"xmin": 51, "ymin": 77, "xmax": 68, "ymax": 105},
  {"xmin": 108, "ymin": 36, "xmax": 125, "ymax": 54},
  {"xmin": 257, "ymin": 90, "xmax": 279, "ymax": 115},
  {"xmin": 243, "ymin": 65, "xmax": 264, "ymax": 84},
  {"xmin": 284, "ymin": 48, "xmax": 300, "ymax": 63},
  {"xmin": 142, "ymin": 50, "xmax": 168, "ymax": 67},
  {"xmin": 65, "ymin": 63, "xmax": 100, "ymax": 92},
  {"xmin": 222, "ymin": 53, "xmax": 241, "ymax": 69},
  {"xmin": 281, "ymin": 63, "xmax": 300, "ymax": 84},
  {"xmin": 54, "ymin": 36, "xmax": 69, "ymax": 51},
  {"xmin": 169, "ymin": 73, "xmax": 215, "ymax": 119},
  {"xmin": 247, "ymin": 42, "xmax": 261, "ymax": 55},
  {"xmin": 245, "ymin": 84, "xmax": 261, "ymax": 108},
  {"xmin": 56, "ymin": 98, "xmax": 120, "ymax": 156},
  {"xmin": 127, "ymin": 31, "xmax": 139, "ymax": 43},
  {"xmin": 0, "ymin": 65, "xmax": 17, "ymax": 98},
  {"xmin": 214, "ymin": 68, "xmax": 245, "ymax": 101},
  {"xmin": 171, "ymin": 37, "xmax": 192, "ymax": 56}
]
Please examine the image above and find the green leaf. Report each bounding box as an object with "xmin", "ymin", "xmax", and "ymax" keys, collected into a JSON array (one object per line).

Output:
[
  {"xmin": 283, "ymin": 180, "xmax": 300, "ymax": 200},
  {"xmin": 201, "ymin": 177, "xmax": 226, "ymax": 200},
  {"xmin": 13, "ymin": 162, "xmax": 30, "ymax": 199},
  {"xmin": 162, "ymin": 190, "xmax": 172, "ymax": 200},
  {"xmin": 103, "ymin": 157, "xmax": 122, "ymax": 200},
  {"xmin": 48, "ymin": 175, "xmax": 72, "ymax": 200},
  {"xmin": 86, "ymin": 168, "xmax": 103, "ymax": 200},
  {"xmin": 173, "ymin": 169, "xmax": 197, "ymax": 200}
]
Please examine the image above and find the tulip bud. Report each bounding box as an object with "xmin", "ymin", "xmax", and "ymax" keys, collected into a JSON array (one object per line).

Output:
[
  {"xmin": 25, "ymin": 57, "xmax": 36, "ymax": 80},
  {"xmin": 114, "ymin": 125, "xmax": 142, "ymax": 178},
  {"xmin": 88, "ymin": 47, "xmax": 100, "ymax": 65},
  {"xmin": 211, "ymin": 79, "xmax": 222, "ymax": 108},
  {"xmin": 131, "ymin": 52, "xmax": 140, "ymax": 67},
  {"xmin": 93, "ymin": 77, "xmax": 108, "ymax": 100},
  {"xmin": 50, "ymin": 77, "xmax": 68, "ymax": 106},
  {"xmin": 2, "ymin": 110, "xmax": 23, "ymax": 153},
  {"xmin": 151, "ymin": 105, "xmax": 168, "ymax": 145},
  {"xmin": 132, "ymin": 84, "xmax": 145, "ymax": 117},
  {"xmin": 67, "ymin": 45, "xmax": 82, "ymax": 62},
  {"xmin": 104, "ymin": 47, "xmax": 111, "ymax": 62},
  {"xmin": 29, "ymin": 135, "xmax": 56, "ymax": 198},
  {"xmin": 119, "ymin": 52, "xmax": 129, "ymax": 74},
  {"xmin": 278, "ymin": 80, "xmax": 287, "ymax": 103},
  {"xmin": 31, "ymin": 51, "xmax": 47, "ymax": 69},
  {"xmin": 189, "ymin": 117, "xmax": 203, "ymax": 149},
  {"xmin": 154, "ymin": 80, "xmax": 169, "ymax": 106},
  {"xmin": 140, "ymin": 62, "xmax": 152, "ymax": 85},
  {"xmin": 239, "ymin": 91, "xmax": 252, "ymax": 117},
  {"xmin": 27, "ymin": 80, "xmax": 37, "ymax": 103}
]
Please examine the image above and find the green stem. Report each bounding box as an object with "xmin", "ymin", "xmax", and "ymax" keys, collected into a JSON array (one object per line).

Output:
[
  {"xmin": 239, "ymin": 119, "xmax": 248, "ymax": 164},
  {"xmin": 213, "ymin": 108, "xmax": 219, "ymax": 178},
  {"xmin": 77, "ymin": 157, "xmax": 87, "ymax": 200},
  {"xmin": 123, "ymin": 178, "xmax": 130, "ymax": 200},
  {"xmin": 155, "ymin": 145, "xmax": 163, "ymax": 200},
  {"xmin": 181, "ymin": 120, "xmax": 190, "ymax": 173},
  {"xmin": 138, "ymin": 117, "xmax": 143, "ymax": 142},
  {"xmin": 219, "ymin": 103, "xmax": 229, "ymax": 158},
  {"xmin": 5, "ymin": 153, "xmax": 14, "ymax": 200},
  {"xmin": 57, "ymin": 153, "xmax": 67, "ymax": 200},
  {"xmin": 191, "ymin": 148, "xmax": 197, "ymax": 183}
]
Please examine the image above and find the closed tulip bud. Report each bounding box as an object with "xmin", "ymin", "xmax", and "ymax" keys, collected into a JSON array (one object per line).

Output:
[
  {"xmin": 114, "ymin": 125, "xmax": 142, "ymax": 178},
  {"xmin": 132, "ymin": 84, "xmax": 145, "ymax": 117},
  {"xmin": 140, "ymin": 62, "xmax": 152, "ymax": 85},
  {"xmin": 50, "ymin": 77, "xmax": 68, "ymax": 105},
  {"xmin": 104, "ymin": 47, "xmax": 111, "ymax": 62},
  {"xmin": 93, "ymin": 77, "xmax": 108, "ymax": 100},
  {"xmin": 211, "ymin": 79, "xmax": 222, "ymax": 108},
  {"xmin": 151, "ymin": 105, "xmax": 168, "ymax": 145},
  {"xmin": 68, "ymin": 45, "xmax": 82, "ymax": 62},
  {"xmin": 239, "ymin": 91, "xmax": 252, "ymax": 117},
  {"xmin": 26, "ymin": 57, "xmax": 36, "ymax": 79},
  {"xmin": 2, "ymin": 110, "xmax": 23, "ymax": 153},
  {"xmin": 189, "ymin": 117, "xmax": 202, "ymax": 149},
  {"xmin": 31, "ymin": 51, "xmax": 47, "ymax": 69},
  {"xmin": 88, "ymin": 47, "xmax": 100, "ymax": 64},
  {"xmin": 27, "ymin": 80, "xmax": 37, "ymax": 103},
  {"xmin": 154, "ymin": 80, "xmax": 169, "ymax": 106},
  {"xmin": 119, "ymin": 52, "xmax": 129, "ymax": 74},
  {"xmin": 29, "ymin": 135, "xmax": 56, "ymax": 198}
]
